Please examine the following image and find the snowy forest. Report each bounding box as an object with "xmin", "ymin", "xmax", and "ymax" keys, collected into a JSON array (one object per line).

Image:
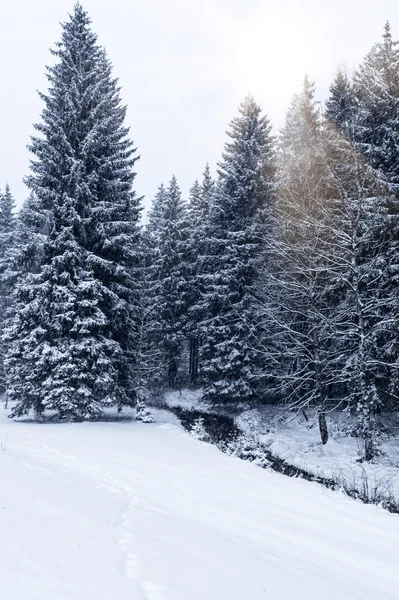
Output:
[{"xmin": 1, "ymin": 3, "xmax": 399, "ymax": 468}]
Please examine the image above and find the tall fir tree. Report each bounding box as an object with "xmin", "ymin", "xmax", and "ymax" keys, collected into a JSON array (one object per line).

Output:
[
  {"xmin": 186, "ymin": 179, "xmax": 202, "ymax": 384},
  {"xmin": 139, "ymin": 183, "xmax": 169, "ymax": 389},
  {"xmin": 326, "ymin": 25, "xmax": 399, "ymax": 423},
  {"xmin": 321, "ymin": 119, "xmax": 396, "ymax": 459},
  {"xmin": 352, "ymin": 24, "xmax": 399, "ymax": 405},
  {"xmin": 200, "ymin": 96, "xmax": 275, "ymax": 404},
  {"xmin": 352, "ymin": 22, "xmax": 399, "ymax": 191},
  {"xmin": 145, "ymin": 177, "xmax": 189, "ymax": 388},
  {"xmin": 0, "ymin": 185, "xmax": 16, "ymax": 395},
  {"xmin": 5, "ymin": 4, "xmax": 141, "ymax": 418},
  {"xmin": 325, "ymin": 68, "xmax": 356, "ymax": 137},
  {"xmin": 0, "ymin": 185, "xmax": 15, "ymax": 238},
  {"xmin": 186, "ymin": 164, "xmax": 215, "ymax": 384},
  {"xmin": 5, "ymin": 198, "xmax": 120, "ymax": 419}
]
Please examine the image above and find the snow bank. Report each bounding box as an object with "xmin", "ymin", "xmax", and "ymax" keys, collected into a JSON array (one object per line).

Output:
[{"xmin": 237, "ymin": 406, "xmax": 399, "ymax": 500}]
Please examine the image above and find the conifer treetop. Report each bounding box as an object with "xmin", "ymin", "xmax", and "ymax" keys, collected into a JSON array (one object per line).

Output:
[{"xmin": 383, "ymin": 21, "xmax": 392, "ymax": 50}]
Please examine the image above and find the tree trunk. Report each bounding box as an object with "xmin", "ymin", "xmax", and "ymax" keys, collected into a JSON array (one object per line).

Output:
[
  {"xmin": 364, "ymin": 430, "xmax": 374, "ymax": 462},
  {"xmin": 168, "ymin": 355, "xmax": 178, "ymax": 389},
  {"xmin": 318, "ymin": 411, "xmax": 329, "ymax": 445},
  {"xmin": 189, "ymin": 337, "xmax": 199, "ymax": 384}
]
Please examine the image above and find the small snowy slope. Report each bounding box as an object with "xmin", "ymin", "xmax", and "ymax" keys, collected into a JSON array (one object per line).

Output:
[
  {"xmin": 0, "ymin": 409, "xmax": 398, "ymax": 600},
  {"xmin": 237, "ymin": 407, "xmax": 399, "ymax": 499}
]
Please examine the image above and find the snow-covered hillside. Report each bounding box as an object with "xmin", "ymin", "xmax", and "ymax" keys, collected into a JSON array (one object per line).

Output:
[{"xmin": 1, "ymin": 408, "xmax": 398, "ymax": 600}]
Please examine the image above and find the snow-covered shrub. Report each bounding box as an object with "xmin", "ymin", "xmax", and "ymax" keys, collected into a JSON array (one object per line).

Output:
[
  {"xmin": 225, "ymin": 434, "xmax": 269, "ymax": 468},
  {"xmin": 135, "ymin": 400, "xmax": 154, "ymax": 423},
  {"xmin": 190, "ymin": 418, "xmax": 210, "ymax": 442}
]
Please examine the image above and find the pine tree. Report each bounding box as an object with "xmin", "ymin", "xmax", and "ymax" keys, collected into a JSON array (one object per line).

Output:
[
  {"xmin": 327, "ymin": 25, "xmax": 399, "ymax": 427},
  {"xmin": 0, "ymin": 186, "xmax": 16, "ymax": 302},
  {"xmin": 352, "ymin": 23, "xmax": 399, "ymax": 190},
  {"xmin": 0, "ymin": 185, "xmax": 16, "ymax": 396},
  {"xmin": 200, "ymin": 96, "xmax": 275, "ymax": 405},
  {"xmin": 145, "ymin": 177, "xmax": 189, "ymax": 388},
  {"xmin": 186, "ymin": 164, "xmax": 215, "ymax": 384},
  {"xmin": 139, "ymin": 184, "xmax": 169, "ymax": 390},
  {"xmin": 186, "ymin": 179, "xmax": 202, "ymax": 384},
  {"xmin": 6, "ymin": 193, "xmax": 49, "ymax": 281},
  {"xmin": 321, "ymin": 119, "xmax": 398, "ymax": 460},
  {"xmin": 0, "ymin": 185, "xmax": 15, "ymax": 237},
  {"xmin": 5, "ymin": 4, "xmax": 141, "ymax": 418},
  {"xmin": 146, "ymin": 184, "xmax": 168, "ymax": 238},
  {"xmin": 353, "ymin": 24, "xmax": 399, "ymax": 407},
  {"xmin": 6, "ymin": 198, "xmax": 120, "ymax": 419},
  {"xmin": 325, "ymin": 68, "xmax": 356, "ymax": 136},
  {"xmin": 1, "ymin": 194, "xmax": 49, "ymax": 409}
]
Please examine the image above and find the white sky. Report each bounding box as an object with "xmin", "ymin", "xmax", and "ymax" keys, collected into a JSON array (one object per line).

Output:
[{"xmin": 0, "ymin": 0, "xmax": 398, "ymax": 211}]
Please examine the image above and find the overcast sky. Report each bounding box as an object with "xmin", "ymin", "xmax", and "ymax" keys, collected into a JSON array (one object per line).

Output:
[{"xmin": 0, "ymin": 0, "xmax": 398, "ymax": 211}]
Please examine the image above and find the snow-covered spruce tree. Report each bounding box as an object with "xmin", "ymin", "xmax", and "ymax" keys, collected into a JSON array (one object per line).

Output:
[
  {"xmin": 146, "ymin": 183, "xmax": 168, "ymax": 239},
  {"xmin": 1, "ymin": 194, "xmax": 49, "ymax": 409},
  {"xmin": 326, "ymin": 29, "xmax": 399, "ymax": 427},
  {"xmin": 186, "ymin": 164, "xmax": 215, "ymax": 384},
  {"xmin": 136, "ymin": 188, "xmax": 168, "ymax": 392},
  {"xmin": 350, "ymin": 24, "xmax": 399, "ymax": 406},
  {"xmin": 200, "ymin": 96, "xmax": 275, "ymax": 405},
  {"xmin": 351, "ymin": 23, "xmax": 399, "ymax": 192},
  {"xmin": 325, "ymin": 68, "xmax": 357, "ymax": 138},
  {"xmin": 0, "ymin": 186, "xmax": 17, "ymax": 308},
  {"xmin": 327, "ymin": 124, "xmax": 399, "ymax": 460},
  {"xmin": 4, "ymin": 193, "xmax": 49, "ymax": 284},
  {"xmin": 5, "ymin": 4, "xmax": 141, "ymax": 418},
  {"xmin": 0, "ymin": 185, "xmax": 16, "ymax": 243},
  {"xmin": 145, "ymin": 177, "xmax": 189, "ymax": 388},
  {"xmin": 185, "ymin": 179, "xmax": 202, "ymax": 384},
  {"xmin": 321, "ymin": 119, "xmax": 398, "ymax": 460},
  {"xmin": 326, "ymin": 25, "xmax": 399, "ymax": 182},
  {"xmin": 259, "ymin": 78, "xmax": 332, "ymax": 444},
  {"xmin": 0, "ymin": 185, "xmax": 16, "ymax": 395},
  {"xmin": 6, "ymin": 198, "xmax": 120, "ymax": 419}
]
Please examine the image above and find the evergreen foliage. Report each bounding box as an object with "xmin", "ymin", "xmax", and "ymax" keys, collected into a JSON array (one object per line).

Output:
[
  {"xmin": 5, "ymin": 3, "xmax": 141, "ymax": 418},
  {"xmin": 0, "ymin": 185, "xmax": 16, "ymax": 395},
  {"xmin": 325, "ymin": 68, "xmax": 356, "ymax": 135},
  {"xmin": 321, "ymin": 121, "xmax": 396, "ymax": 460},
  {"xmin": 1, "ymin": 8, "xmax": 398, "ymax": 462},
  {"xmin": 352, "ymin": 22, "xmax": 399, "ymax": 191},
  {"xmin": 186, "ymin": 164, "xmax": 215, "ymax": 384},
  {"xmin": 145, "ymin": 177, "xmax": 189, "ymax": 388},
  {"xmin": 200, "ymin": 96, "xmax": 275, "ymax": 404}
]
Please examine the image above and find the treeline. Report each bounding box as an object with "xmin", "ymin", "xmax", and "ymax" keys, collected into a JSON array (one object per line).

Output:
[
  {"xmin": 1, "ymin": 5, "xmax": 398, "ymax": 461},
  {"xmin": 142, "ymin": 25, "xmax": 399, "ymax": 460}
]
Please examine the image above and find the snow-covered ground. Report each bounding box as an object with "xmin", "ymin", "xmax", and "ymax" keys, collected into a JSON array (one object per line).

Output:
[
  {"xmin": 1, "ymin": 406, "xmax": 399, "ymax": 600},
  {"xmin": 237, "ymin": 407, "xmax": 399, "ymax": 499},
  {"xmin": 163, "ymin": 389, "xmax": 399, "ymax": 502},
  {"xmin": 161, "ymin": 388, "xmax": 208, "ymax": 411}
]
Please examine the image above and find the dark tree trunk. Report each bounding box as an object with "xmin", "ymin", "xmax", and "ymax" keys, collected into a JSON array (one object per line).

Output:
[
  {"xmin": 168, "ymin": 356, "xmax": 178, "ymax": 389},
  {"xmin": 318, "ymin": 412, "xmax": 329, "ymax": 445},
  {"xmin": 189, "ymin": 336, "xmax": 199, "ymax": 384},
  {"xmin": 364, "ymin": 431, "xmax": 374, "ymax": 462}
]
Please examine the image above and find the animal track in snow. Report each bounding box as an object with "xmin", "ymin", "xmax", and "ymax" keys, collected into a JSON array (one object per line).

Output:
[
  {"xmin": 42, "ymin": 436, "xmax": 144, "ymax": 583},
  {"xmin": 116, "ymin": 484, "xmax": 141, "ymax": 579}
]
